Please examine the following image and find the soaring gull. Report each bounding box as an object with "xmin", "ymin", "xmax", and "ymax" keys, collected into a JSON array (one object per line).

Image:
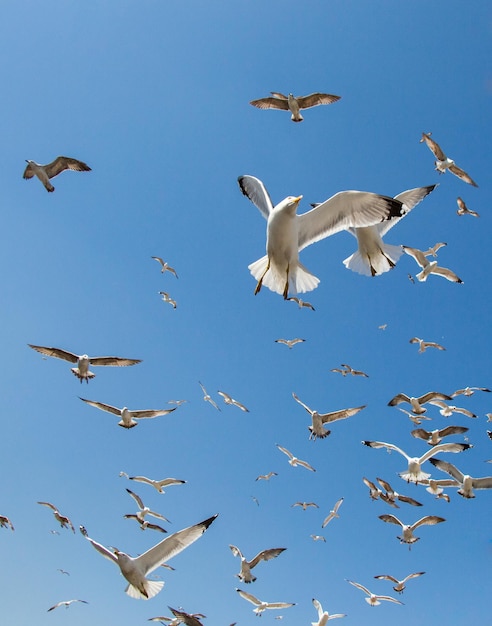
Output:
[
  {"xmin": 23, "ymin": 156, "xmax": 91, "ymax": 192},
  {"xmin": 236, "ymin": 588, "xmax": 295, "ymax": 615},
  {"xmin": 346, "ymin": 580, "xmax": 403, "ymax": 606},
  {"xmin": 420, "ymin": 132, "xmax": 478, "ymax": 186},
  {"xmin": 378, "ymin": 514, "xmax": 445, "ymax": 545},
  {"xmin": 249, "ymin": 91, "xmax": 341, "ymax": 122},
  {"xmin": 80, "ymin": 398, "xmax": 176, "ymax": 428},
  {"xmin": 229, "ymin": 545, "xmax": 286, "ymax": 583},
  {"xmin": 292, "ymin": 392, "xmax": 366, "ymax": 440},
  {"xmin": 429, "ymin": 459, "xmax": 492, "ymax": 498},
  {"xmin": 311, "ymin": 597, "xmax": 346, "ymax": 623}
]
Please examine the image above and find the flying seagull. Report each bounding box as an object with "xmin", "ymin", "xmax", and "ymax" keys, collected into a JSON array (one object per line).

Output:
[
  {"xmin": 419, "ymin": 477, "xmax": 459, "ymax": 501},
  {"xmin": 292, "ymin": 501, "xmax": 319, "ymax": 510},
  {"xmin": 429, "ymin": 459, "xmax": 492, "ymax": 498},
  {"xmin": 249, "ymin": 91, "xmax": 341, "ymax": 122},
  {"xmin": 292, "ymin": 392, "xmax": 366, "ymax": 440},
  {"xmin": 236, "ymin": 588, "xmax": 295, "ymax": 615},
  {"xmin": 362, "ymin": 478, "xmax": 382, "ymax": 501},
  {"xmin": 80, "ymin": 398, "xmax": 176, "ymax": 428},
  {"xmin": 255, "ymin": 472, "xmax": 278, "ymax": 481},
  {"xmin": 423, "ymin": 241, "xmax": 448, "ymax": 257},
  {"xmin": 287, "ymin": 296, "xmax": 315, "ymax": 310},
  {"xmin": 311, "ymin": 597, "xmax": 346, "ymax": 623},
  {"xmin": 410, "ymin": 425, "xmax": 469, "ymax": 446},
  {"xmin": 37, "ymin": 502, "xmax": 75, "ymax": 532},
  {"xmin": 124, "ymin": 489, "xmax": 170, "ymax": 525},
  {"xmin": 152, "ymin": 257, "xmax": 179, "ymax": 277},
  {"xmin": 451, "ymin": 386, "xmax": 491, "ymax": 398},
  {"xmin": 276, "ymin": 444, "xmax": 316, "ymax": 471},
  {"xmin": 340, "ymin": 185, "xmax": 436, "ymax": 276},
  {"xmin": 378, "ymin": 513, "xmax": 445, "ymax": 545},
  {"xmin": 168, "ymin": 607, "xmax": 206, "ymax": 626},
  {"xmin": 229, "ymin": 545, "xmax": 286, "ymax": 583},
  {"xmin": 238, "ymin": 175, "xmax": 404, "ymax": 299},
  {"xmin": 311, "ymin": 535, "xmax": 326, "ymax": 542},
  {"xmin": 23, "ymin": 156, "xmax": 91, "ymax": 192},
  {"xmin": 127, "ymin": 476, "xmax": 186, "ymax": 493},
  {"xmin": 402, "ymin": 246, "xmax": 463, "ymax": 283},
  {"xmin": 409, "ymin": 337, "xmax": 446, "ymax": 353},
  {"xmin": 376, "ymin": 478, "xmax": 422, "ymax": 507},
  {"xmin": 387, "ymin": 391, "xmax": 452, "ymax": 414},
  {"xmin": 374, "ymin": 571, "xmax": 425, "ymax": 594},
  {"xmin": 397, "ymin": 407, "xmax": 432, "ymax": 426},
  {"xmin": 428, "ymin": 400, "xmax": 477, "ymax": 419},
  {"xmin": 158, "ymin": 292, "xmax": 177, "ymax": 309},
  {"xmin": 339, "ymin": 363, "xmax": 369, "ymax": 377},
  {"xmin": 80, "ymin": 514, "xmax": 217, "ymax": 599},
  {"xmin": 47, "ymin": 599, "xmax": 88, "ymax": 612},
  {"xmin": 346, "ymin": 580, "xmax": 403, "ymax": 606},
  {"xmin": 456, "ymin": 197, "xmax": 479, "ymax": 217},
  {"xmin": 362, "ymin": 440, "xmax": 471, "ymax": 482},
  {"xmin": 198, "ymin": 382, "xmax": 221, "ymax": 411},
  {"xmin": 217, "ymin": 391, "xmax": 249, "ymax": 412},
  {"xmin": 0, "ymin": 515, "xmax": 14, "ymax": 531},
  {"xmin": 420, "ymin": 132, "xmax": 478, "ymax": 186},
  {"xmin": 322, "ymin": 497, "xmax": 344, "ymax": 528},
  {"xmin": 275, "ymin": 338, "xmax": 306, "ymax": 349},
  {"xmin": 28, "ymin": 344, "xmax": 141, "ymax": 383}
]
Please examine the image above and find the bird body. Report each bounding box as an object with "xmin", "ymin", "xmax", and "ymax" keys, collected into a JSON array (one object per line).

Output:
[
  {"xmin": 292, "ymin": 392, "xmax": 366, "ymax": 440},
  {"xmin": 0, "ymin": 515, "xmax": 14, "ymax": 531},
  {"xmin": 80, "ymin": 398, "xmax": 176, "ymax": 428},
  {"xmin": 379, "ymin": 514, "xmax": 445, "ymax": 545},
  {"xmin": 249, "ymin": 91, "xmax": 341, "ymax": 122},
  {"xmin": 217, "ymin": 390, "xmax": 249, "ymax": 412},
  {"xmin": 276, "ymin": 444, "xmax": 316, "ymax": 471},
  {"xmin": 229, "ymin": 545, "xmax": 285, "ymax": 583},
  {"xmin": 388, "ymin": 391, "xmax": 452, "ymax": 414},
  {"xmin": 420, "ymin": 133, "xmax": 478, "ymax": 186},
  {"xmin": 23, "ymin": 156, "xmax": 91, "ymax": 192},
  {"xmin": 236, "ymin": 588, "xmax": 295, "ymax": 614},
  {"xmin": 409, "ymin": 337, "xmax": 446, "ymax": 353},
  {"xmin": 429, "ymin": 459, "xmax": 492, "ymax": 498},
  {"xmin": 198, "ymin": 382, "xmax": 221, "ymax": 411},
  {"xmin": 152, "ymin": 257, "xmax": 179, "ymax": 277},
  {"xmin": 346, "ymin": 580, "xmax": 403, "ymax": 606},
  {"xmin": 374, "ymin": 571, "xmax": 425, "ymax": 593},
  {"xmin": 322, "ymin": 497, "xmax": 344, "ymax": 527}
]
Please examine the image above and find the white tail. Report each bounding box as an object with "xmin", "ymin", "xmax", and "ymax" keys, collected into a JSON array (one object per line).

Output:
[
  {"xmin": 248, "ymin": 255, "xmax": 319, "ymax": 295},
  {"xmin": 125, "ymin": 579, "xmax": 164, "ymax": 600},
  {"xmin": 343, "ymin": 243, "xmax": 403, "ymax": 277}
]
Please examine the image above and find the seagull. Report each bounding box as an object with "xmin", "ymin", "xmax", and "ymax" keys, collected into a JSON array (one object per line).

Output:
[
  {"xmin": 275, "ymin": 338, "xmax": 306, "ymax": 349},
  {"xmin": 397, "ymin": 407, "xmax": 432, "ymax": 426},
  {"xmin": 287, "ymin": 296, "xmax": 315, "ymax": 310},
  {"xmin": 341, "ymin": 185, "xmax": 437, "ymax": 276},
  {"xmin": 423, "ymin": 242, "xmax": 447, "ymax": 257},
  {"xmin": 167, "ymin": 399, "xmax": 188, "ymax": 406},
  {"xmin": 47, "ymin": 599, "xmax": 88, "ymax": 612},
  {"xmin": 79, "ymin": 398, "xmax": 176, "ymax": 428},
  {"xmin": 236, "ymin": 588, "xmax": 295, "ymax": 615},
  {"xmin": 217, "ymin": 391, "xmax": 249, "ymax": 412},
  {"xmin": 361, "ymin": 440, "xmax": 472, "ymax": 482},
  {"xmin": 387, "ymin": 391, "xmax": 452, "ymax": 414},
  {"xmin": 311, "ymin": 535, "xmax": 326, "ymax": 542},
  {"xmin": 28, "ymin": 344, "xmax": 141, "ymax": 383},
  {"xmin": 402, "ymin": 246, "xmax": 463, "ymax": 283},
  {"xmin": 276, "ymin": 444, "xmax": 316, "ymax": 471},
  {"xmin": 229, "ymin": 545, "xmax": 286, "ymax": 583},
  {"xmin": 374, "ymin": 572, "xmax": 425, "ymax": 594},
  {"xmin": 152, "ymin": 257, "xmax": 179, "ymax": 278},
  {"xmin": 238, "ymin": 175, "xmax": 404, "ymax": 298},
  {"xmin": 80, "ymin": 514, "xmax": 217, "ymax": 599},
  {"xmin": 168, "ymin": 607, "xmax": 206, "ymax": 626},
  {"xmin": 339, "ymin": 363, "xmax": 369, "ymax": 377},
  {"xmin": 249, "ymin": 91, "xmax": 341, "ymax": 122},
  {"xmin": 128, "ymin": 476, "xmax": 186, "ymax": 493},
  {"xmin": 0, "ymin": 515, "xmax": 14, "ymax": 531},
  {"xmin": 420, "ymin": 132, "xmax": 478, "ymax": 186},
  {"xmin": 292, "ymin": 501, "xmax": 319, "ymax": 510},
  {"xmin": 378, "ymin": 323, "xmax": 387, "ymax": 330},
  {"xmin": 362, "ymin": 478, "xmax": 382, "ymax": 501},
  {"xmin": 376, "ymin": 478, "xmax": 422, "ymax": 507},
  {"xmin": 311, "ymin": 597, "xmax": 346, "ymax": 624},
  {"xmin": 427, "ymin": 400, "xmax": 477, "ymax": 419},
  {"xmin": 23, "ymin": 156, "xmax": 91, "ymax": 192},
  {"xmin": 125, "ymin": 489, "xmax": 170, "ymax": 524},
  {"xmin": 292, "ymin": 392, "xmax": 366, "ymax": 440},
  {"xmin": 429, "ymin": 459, "xmax": 492, "ymax": 498},
  {"xmin": 346, "ymin": 580, "xmax": 403, "ymax": 606},
  {"xmin": 159, "ymin": 292, "xmax": 177, "ymax": 309},
  {"xmin": 255, "ymin": 472, "xmax": 278, "ymax": 481},
  {"xmin": 451, "ymin": 386, "xmax": 491, "ymax": 398},
  {"xmin": 57, "ymin": 569, "xmax": 70, "ymax": 575},
  {"xmin": 409, "ymin": 337, "xmax": 446, "ymax": 353},
  {"xmin": 198, "ymin": 382, "xmax": 221, "ymax": 411},
  {"xmin": 322, "ymin": 497, "xmax": 344, "ymax": 528},
  {"xmin": 456, "ymin": 197, "xmax": 479, "ymax": 217},
  {"xmin": 124, "ymin": 517, "xmax": 168, "ymax": 533},
  {"xmin": 411, "ymin": 425, "xmax": 469, "ymax": 446},
  {"xmin": 418, "ymin": 477, "xmax": 459, "ymax": 501},
  {"xmin": 37, "ymin": 502, "xmax": 75, "ymax": 532},
  {"xmin": 379, "ymin": 514, "xmax": 445, "ymax": 545}
]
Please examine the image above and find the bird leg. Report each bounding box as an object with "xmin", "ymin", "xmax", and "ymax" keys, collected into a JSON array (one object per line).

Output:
[
  {"xmin": 254, "ymin": 259, "xmax": 270, "ymax": 295},
  {"xmin": 283, "ymin": 264, "xmax": 290, "ymax": 299}
]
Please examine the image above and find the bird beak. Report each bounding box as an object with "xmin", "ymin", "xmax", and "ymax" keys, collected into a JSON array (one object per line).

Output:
[{"xmin": 294, "ymin": 195, "xmax": 303, "ymax": 203}]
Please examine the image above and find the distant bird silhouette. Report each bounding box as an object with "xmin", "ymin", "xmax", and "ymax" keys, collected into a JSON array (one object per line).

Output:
[
  {"xmin": 152, "ymin": 257, "xmax": 179, "ymax": 277},
  {"xmin": 420, "ymin": 132, "xmax": 478, "ymax": 186}
]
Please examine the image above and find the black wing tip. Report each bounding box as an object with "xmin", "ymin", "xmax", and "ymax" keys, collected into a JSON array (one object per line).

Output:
[
  {"xmin": 361, "ymin": 440, "xmax": 372, "ymax": 447},
  {"xmin": 386, "ymin": 198, "xmax": 405, "ymax": 219},
  {"xmin": 201, "ymin": 513, "xmax": 219, "ymax": 530}
]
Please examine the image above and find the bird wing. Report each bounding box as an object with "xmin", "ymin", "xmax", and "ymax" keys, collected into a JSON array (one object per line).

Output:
[
  {"xmin": 249, "ymin": 97, "xmax": 290, "ymax": 111},
  {"xmin": 379, "ymin": 185, "xmax": 437, "ymax": 237},
  {"xmin": 232, "ymin": 399, "xmax": 249, "ymax": 412},
  {"xmin": 411, "ymin": 516, "xmax": 445, "ymax": 530},
  {"xmin": 362, "ymin": 440, "xmax": 410, "ymax": 461},
  {"xmin": 419, "ymin": 442, "xmax": 470, "ymax": 464},
  {"xmin": 454, "ymin": 407, "xmax": 477, "ymax": 418},
  {"xmin": 440, "ymin": 426, "xmax": 469, "ymax": 437},
  {"xmin": 374, "ymin": 574, "xmax": 399, "ymax": 583},
  {"xmin": 397, "ymin": 494, "xmax": 423, "ymax": 507},
  {"xmin": 298, "ymin": 459, "xmax": 316, "ymax": 472},
  {"xmin": 126, "ymin": 489, "xmax": 145, "ymax": 509},
  {"xmin": 269, "ymin": 92, "xmax": 288, "ymax": 99},
  {"xmin": 249, "ymin": 547, "xmax": 286, "ymax": 568},
  {"xmin": 296, "ymin": 92, "xmax": 341, "ymax": 109},
  {"xmin": 402, "ymin": 246, "xmax": 429, "ymax": 268},
  {"xmin": 37, "ymin": 501, "xmax": 57, "ymax": 512},
  {"xmin": 229, "ymin": 544, "xmax": 243, "ymax": 559},
  {"xmin": 132, "ymin": 408, "xmax": 176, "ymax": 419},
  {"xmin": 28, "ymin": 345, "xmax": 79, "ymax": 363},
  {"xmin": 312, "ymin": 598, "xmax": 323, "ymax": 618},
  {"xmin": 418, "ymin": 392, "xmax": 452, "ymax": 404},
  {"xmin": 135, "ymin": 514, "xmax": 218, "ymax": 575},
  {"xmin": 378, "ymin": 595, "xmax": 404, "ymax": 605},
  {"xmin": 89, "ymin": 356, "xmax": 141, "ymax": 367},
  {"xmin": 152, "ymin": 256, "xmax": 164, "ymax": 266},
  {"xmin": 346, "ymin": 580, "xmax": 372, "ymax": 596},
  {"xmin": 82, "ymin": 532, "xmax": 118, "ymax": 564},
  {"xmin": 379, "ymin": 514, "xmax": 403, "ymax": 527},
  {"xmin": 376, "ymin": 477, "xmax": 394, "ymax": 494},
  {"xmin": 44, "ymin": 156, "xmax": 91, "ymax": 178},
  {"xmin": 448, "ymin": 163, "xmax": 478, "ymax": 187},
  {"xmin": 297, "ymin": 191, "xmax": 403, "ymax": 251},
  {"xmin": 238, "ymin": 175, "xmax": 274, "ymax": 219},
  {"xmin": 410, "ymin": 428, "xmax": 431, "ymax": 441},
  {"xmin": 421, "ymin": 133, "xmax": 446, "ymax": 160},
  {"xmin": 474, "ymin": 477, "xmax": 492, "ymax": 489},
  {"xmin": 430, "ymin": 265, "xmax": 463, "ymax": 283},
  {"xmin": 388, "ymin": 393, "xmax": 411, "ymax": 407},
  {"xmin": 236, "ymin": 588, "xmax": 261, "ymax": 605},
  {"xmin": 429, "ymin": 458, "xmax": 465, "ymax": 482},
  {"xmin": 128, "ymin": 475, "xmax": 153, "ymax": 486},
  {"xmin": 319, "ymin": 405, "xmax": 366, "ymax": 424},
  {"xmin": 276, "ymin": 444, "xmax": 293, "ymax": 459},
  {"xmin": 403, "ymin": 571, "xmax": 425, "ymax": 582},
  {"xmin": 79, "ymin": 398, "xmax": 122, "ymax": 416},
  {"xmin": 292, "ymin": 392, "xmax": 314, "ymax": 415}
]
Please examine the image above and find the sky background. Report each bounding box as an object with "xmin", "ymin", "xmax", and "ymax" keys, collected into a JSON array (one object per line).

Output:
[{"xmin": 0, "ymin": 1, "xmax": 491, "ymax": 624}]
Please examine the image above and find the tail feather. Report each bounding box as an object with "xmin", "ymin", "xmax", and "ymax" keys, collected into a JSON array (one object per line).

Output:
[
  {"xmin": 248, "ymin": 256, "xmax": 319, "ymax": 295},
  {"xmin": 343, "ymin": 243, "xmax": 403, "ymax": 276},
  {"xmin": 125, "ymin": 579, "xmax": 164, "ymax": 600}
]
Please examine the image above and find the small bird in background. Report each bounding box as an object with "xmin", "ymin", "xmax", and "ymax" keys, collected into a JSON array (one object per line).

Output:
[
  {"xmin": 217, "ymin": 390, "xmax": 249, "ymax": 412},
  {"xmin": 422, "ymin": 242, "xmax": 447, "ymax": 257},
  {"xmin": 80, "ymin": 398, "xmax": 176, "ymax": 429},
  {"xmin": 37, "ymin": 502, "xmax": 75, "ymax": 533},
  {"xmin": 374, "ymin": 571, "xmax": 425, "ymax": 594},
  {"xmin": 311, "ymin": 535, "xmax": 326, "ymax": 542},
  {"xmin": 249, "ymin": 91, "xmax": 341, "ymax": 122},
  {"xmin": 428, "ymin": 400, "xmax": 477, "ymax": 419},
  {"xmin": 235, "ymin": 588, "xmax": 295, "ymax": 615},
  {"xmin": 158, "ymin": 291, "xmax": 177, "ymax": 309},
  {"xmin": 124, "ymin": 489, "xmax": 170, "ymax": 525},
  {"xmin": 322, "ymin": 497, "xmax": 344, "ymax": 528},
  {"xmin": 292, "ymin": 392, "xmax": 366, "ymax": 440},
  {"xmin": 127, "ymin": 475, "xmax": 186, "ymax": 494},
  {"xmin": 376, "ymin": 478, "xmax": 423, "ymax": 507},
  {"xmin": 411, "ymin": 425, "xmax": 469, "ymax": 446},
  {"xmin": 378, "ymin": 514, "xmax": 445, "ymax": 545},
  {"xmin": 311, "ymin": 597, "xmax": 347, "ymax": 623},
  {"xmin": 0, "ymin": 515, "xmax": 14, "ymax": 531},
  {"xmin": 409, "ymin": 337, "xmax": 446, "ymax": 353},
  {"xmin": 420, "ymin": 132, "xmax": 478, "ymax": 186},
  {"xmin": 23, "ymin": 156, "xmax": 91, "ymax": 192},
  {"xmin": 456, "ymin": 197, "xmax": 479, "ymax": 217},
  {"xmin": 256, "ymin": 472, "xmax": 277, "ymax": 481},
  {"xmin": 47, "ymin": 599, "xmax": 88, "ymax": 612},
  {"xmin": 229, "ymin": 545, "xmax": 286, "ymax": 583},
  {"xmin": 388, "ymin": 391, "xmax": 452, "ymax": 414},
  {"xmin": 198, "ymin": 382, "xmax": 221, "ymax": 411},
  {"xmin": 57, "ymin": 569, "xmax": 70, "ymax": 576},
  {"xmin": 419, "ymin": 477, "xmax": 459, "ymax": 502},
  {"xmin": 291, "ymin": 501, "xmax": 319, "ymax": 510},
  {"xmin": 402, "ymin": 246, "xmax": 463, "ymax": 283},
  {"xmin": 339, "ymin": 363, "xmax": 369, "ymax": 377},
  {"xmin": 276, "ymin": 444, "xmax": 316, "ymax": 471},
  {"xmin": 168, "ymin": 607, "xmax": 207, "ymax": 626},
  {"xmin": 151, "ymin": 257, "xmax": 179, "ymax": 277},
  {"xmin": 287, "ymin": 296, "xmax": 315, "ymax": 310},
  {"xmin": 362, "ymin": 477, "xmax": 382, "ymax": 501},
  {"xmin": 397, "ymin": 407, "xmax": 432, "ymax": 426},
  {"xmin": 451, "ymin": 386, "xmax": 491, "ymax": 398},
  {"xmin": 346, "ymin": 580, "xmax": 403, "ymax": 606},
  {"xmin": 275, "ymin": 338, "xmax": 306, "ymax": 349}
]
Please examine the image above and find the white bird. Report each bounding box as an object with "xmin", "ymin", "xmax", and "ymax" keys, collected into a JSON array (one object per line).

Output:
[
  {"xmin": 217, "ymin": 391, "xmax": 249, "ymax": 412},
  {"xmin": 23, "ymin": 156, "xmax": 91, "ymax": 192},
  {"xmin": 420, "ymin": 132, "xmax": 478, "ymax": 186},
  {"xmin": 374, "ymin": 571, "xmax": 425, "ymax": 594},
  {"xmin": 346, "ymin": 580, "xmax": 403, "ymax": 606},
  {"xmin": 422, "ymin": 242, "xmax": 447, "ymax": 257},
  {"xmin": 249, "ymin": 91, "xmax": 341, "ymax": 122},
  {"xmin": 388, "ymin": 391, "xmax": 452, "ymax": 414},
  {"xmin": 152, "ymin": 257, "xmax": 179, "ymax": 277},
  {"xmin": 255, "ymin": 472, "xmax": 277, "ymax": 481},
  {"xmin": 409, "ymin": 337, "xmax": 446, "ymax": 353},
  {"xmin": 311, "ymin": 535, "xmax": 326, "ymax": 542},
  {"xmin": 275, "ymin": 338, "xmax": 306, "ymax": 349},
  {"xmin": 339, "ymin": 363, "xmax": 369, "ymax": 377},
  {"xmin": 236, "ymin": 588, "xmax": 295, "ymax": 615},
  {"xmin": 159, "ymin": 291, "xmax": 177, "ymax": 309},
  {"xmin": 47, "ymin": 599, "xmax": 88, "ymax": 612},
  {"xmin": 411, "ymin": 425, "xmax": 469, "ymax": 446},
  {"xmin": 198, "ymin": 382, "xmax": 221, "ymax": 411},
  {"xmin": 429, "ymin": 459, "xmax": 492, "ymax": 498},
  {"xmin": 238, "ymin": 175, "xmax": 404, "ymax": 298},
  {"xmin": 428, "ymin": 400, "xmax": 477, "ymax": 419},
  {"xmin": 362, "ymin": 478, "xmax": 382, "ymax": 501},
  {"xmin": 362, "ymin": 440, "xmax": 471, "ymax": 482},
  {"xmin": 127, "ymin": 476, "xmax": 186, "ymax": 493},
  {"xmin": 376, "ymin": 478, "xmax": 422, "ymax": 507},
  {"xmin": 80, "ymin": 398, "xmax": 176, "ymax": 428},
  {"xmin": 341, "ymin": 185, "xmax": 436, "ymax": 276},
  {"xmin": 379, "ymin": 514, "xmax": 445, "ymax": 545},
  {"xmin": 229, "ymin": 545, "xmax": 286, "ymax": 583},
  {"xmin": 402, "ymin": 246, "xmax": 463, "ymax": 283},
  {"xmin": 418, "ymin": 477, "xmax": 459, "ymax": 501},
  {"xmin": 80, "ymin": 514, "xmax": 217, "ymax": 599},
  {"xmin": 168, "ymin": 607, "xmax": 207, "ymax": 626},
  {"xmin": 451, "ymin": 386, "xmax": 491, "ymax": 398},
  {"xmin": 276, "ymin": 444, "xmax": 316, "ymax": 471},
  {"xmin": 322, "ymin": 497, "xmax": 344, "ymax": 528},
  {"xmin": 37, "ymin": 502, "xmax": 75, "ymax": 532},
  {"xmin": 292, "ymin": 501, "xmax": 319, "ymax": 510},
  {"xmin": 292, "ymin": 392, "xmax": 366, "ymax": 440},
  {"xmin": 397, "ymin": 407, "xmax": 432, "ymax": 426},
  {"xmin": 456, "ymin": 197, "xmax": 479, "ymax": 217},
  {"xmin": 311, "ymin": 597, "xmax": 346, "ymax": 624},
  {"xmin": 28, "ymin": 344, "xmax": 141, "ymax": 383},
  {"xmin": 0, "ymin": 515, "xmax": 14, "ymax": 531},
  {"xmin": 287, "ymin": 296, "xmax": 315, "ymax": 310},
  {"xmin": 125, "ymin": 489, "xmax": 170, "ymax": 524}
]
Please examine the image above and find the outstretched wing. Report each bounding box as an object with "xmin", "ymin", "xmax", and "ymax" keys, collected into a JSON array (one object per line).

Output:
[
  {"xmin": 249, "ymin": 96, "xmax": 290, "ymax": 111},
  {"xmin": 379, "ymin": 185, "xmax": 437, "ymax": 237},
  {"xmin": 28, "ymin": 345, "xmax": 78, "ymax": 363},
  {"xmin": 296, "ymin": 92, "xmax": 341, "ymax": 109},
  {"xmin": 44, "ymin": 156, "xmax": 91, "ymax": 178},
  {"xmin": 89, "ymin": 356, "xmax": 141, "ymax": 367},
  {"xmin": 238, "ymin": 175, "xmax": 274, "ymax": 220}
]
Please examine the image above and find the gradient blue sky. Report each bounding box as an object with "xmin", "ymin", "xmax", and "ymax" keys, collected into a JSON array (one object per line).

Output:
[{"xmin": 0, "ymin": 2, "xmax": 491, "ymax": 624}]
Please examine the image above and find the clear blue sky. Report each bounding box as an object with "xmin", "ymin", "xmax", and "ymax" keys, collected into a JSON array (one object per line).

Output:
[{"xmin": 0, "ymin": 1, "xmax": 491, "ymax": 624}]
